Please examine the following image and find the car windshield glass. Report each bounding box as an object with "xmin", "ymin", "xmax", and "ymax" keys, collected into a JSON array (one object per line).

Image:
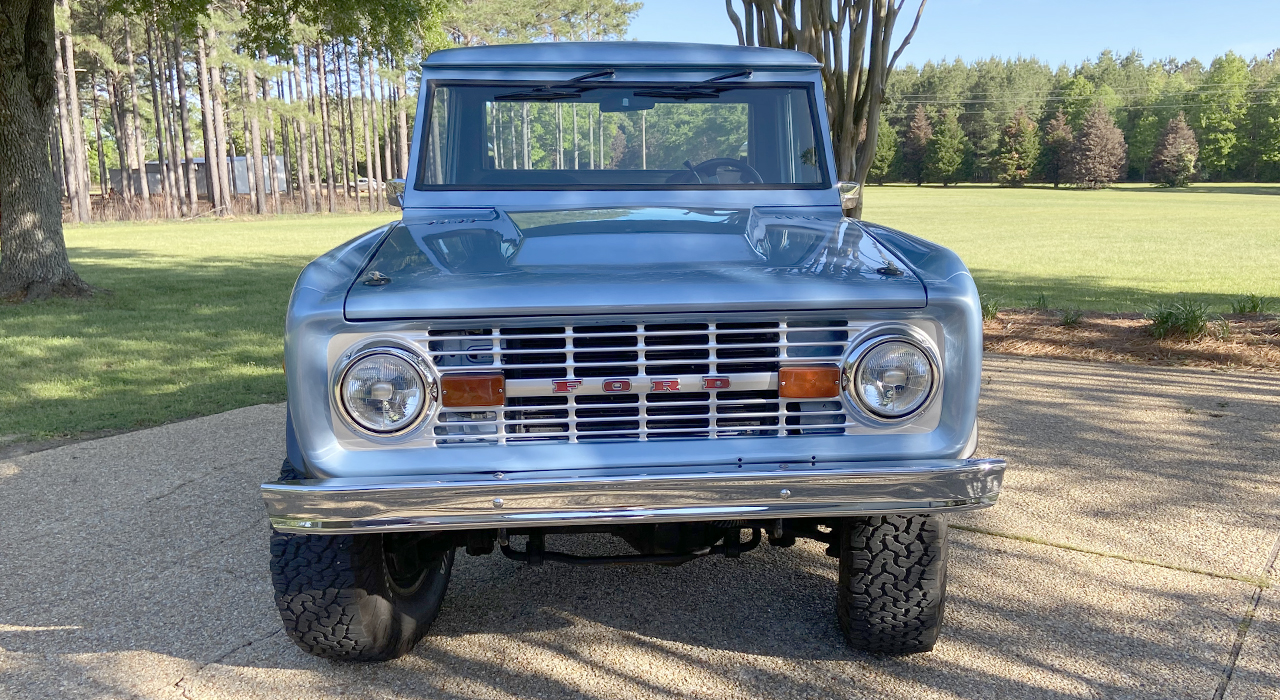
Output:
[{"xmin": 417, "ymin": 83, "xmax": 827, "ymax": 190}]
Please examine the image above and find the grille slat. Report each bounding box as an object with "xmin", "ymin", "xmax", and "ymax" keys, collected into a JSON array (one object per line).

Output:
[{"xmin": 426, "ymin": 318, "xmax": 856, "ymax": 445}]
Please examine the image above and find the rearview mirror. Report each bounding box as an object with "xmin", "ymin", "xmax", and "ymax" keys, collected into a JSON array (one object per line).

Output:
[
  {"xmin": 387, "ymin": 179, "xmax": 406, "ymax": 209},
  {"xmin": 600, "ymin": 95, "xmax": 656, "ymax": 112}
]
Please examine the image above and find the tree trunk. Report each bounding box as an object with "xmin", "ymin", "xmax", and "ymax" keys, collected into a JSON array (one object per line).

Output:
[
  {"xmin": 0, "ymin": 0, "xmax": 93, "ymax": 300},
  {"xmin": 359, "ymin": 48, "xmax": 382, "ymax": 212},
  {"xmin": 106, "ymin": 74, "xmax": 134, "ymax": 210},
  {"xmin": 291, "ymin": 45, "xmax": 314, "ymax": 213},
  {"xmin": 247, "ymin": 63, "xmax": 267, "ymax": 214},
  {"xmin": 306, "ymin": 53, "xmax": 323, "ymax": 214},
  {"xmin": 316, "ymin": 43, "xmax": 336, "ymax": 213},
  {"xmin": 239, "ymin": 77, "xmax": 256, "ymax": 211},
  {"xmin": 341, "ymin": 43, "xmax": 361, "ymax": 212},
  {"xmin": 89, "ymin": 68, "xmax": 107, "ymax": 196},
  {"xmin": 52, "ymin": 34, "xmax": 81, "ymax": 220},
  {"xmin": 209, "ymin": 34, "xmax": 234, "ymax": 212},
  {"xmin": 332, "ymin": 45, "xmax": 351, "ymax": 210},
  {"xmin": 263, "ymin": 72, "xmax": 280, "ymax": 213},
  {"xmin": 397, "ymin": 58, "xmax": 410, "ymax": 179},
  {"xmin": 522, "ymin": 102, "xmax": 530, "ymax": 168},
  {"xmin": 276, "ymin": 75, "xmax": 292, "ymax": 200},
  {"xmin": 195, "ymin": 33, "xmax": 221, "ymax": 212},
  {"xmin": 50, "ymin": 110, "xmax": 66, "ymax": 202},
  {"xmin": 124, "ymin": 23, "xmax": 152, "ymax": 218},
  {"xmin": 58, "ymin": 0, "xmax": 91, "ymax": 222},
  {"xmin": 355, "ymin": 44, "xmax": 371, "ymax": 211},
  {"xmin": 372, "ymin": 54, "xmax": 391, "ymax": 191},
  {"xmin": 144, "ymin": 24, "xmax": 178, "ymax": 218},
  {"xmin": 172, "ymin": 29, "xmax": 198, "ymax": 216},
  {"xmin": 158, "ymin": 30, "xmax": 185, "ymax": 213}
]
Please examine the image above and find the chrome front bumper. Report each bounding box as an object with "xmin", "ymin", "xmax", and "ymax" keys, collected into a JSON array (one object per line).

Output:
[{"xmin": 262, "ymin": 458, "xmax": 1005, "ymax": 534}]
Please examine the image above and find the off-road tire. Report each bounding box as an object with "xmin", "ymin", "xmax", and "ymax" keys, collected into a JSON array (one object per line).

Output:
[
  {"xmin": 270, "ymin": 461, "xmax": 454, "ymax": 662},
  {"xmin": 836, "ymin": 514, "xmax": 949, "ymax": 654}
]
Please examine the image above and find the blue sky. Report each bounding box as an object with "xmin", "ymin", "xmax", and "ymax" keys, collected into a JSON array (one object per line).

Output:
[{"xmin": 627, "ymin": 0, "xmax": 1280, "ymax": 67}]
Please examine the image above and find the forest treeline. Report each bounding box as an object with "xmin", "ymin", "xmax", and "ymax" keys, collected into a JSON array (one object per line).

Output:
[
  {"xmin": 872, "ymin": 50, "xmax": 1280, "ymax": 187},
  {"xmin": 50, "ymin": 2, "xmax": 1280, "ymax": 224},
  {"xmin": 49, "ymin": 0, "xmax": 640, "ymax": 222}
]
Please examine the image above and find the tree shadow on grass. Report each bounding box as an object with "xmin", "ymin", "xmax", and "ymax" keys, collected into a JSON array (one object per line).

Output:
[
  {"xmin": 1109, "ymin": 184, "xmax": 1280, "ymax": 197},
  {"xmin": 966, "ymin": 268, "xmax": 1265, "ymax": 312},
  {"xmin": 0, "ymin": 246, "xmax": 315, "ymax": 440}
]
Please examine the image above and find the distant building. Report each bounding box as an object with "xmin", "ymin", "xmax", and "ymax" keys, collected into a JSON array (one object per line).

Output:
[{"xmin": 109, "ymin": 156, "xmax": 288, "ymax": 199}]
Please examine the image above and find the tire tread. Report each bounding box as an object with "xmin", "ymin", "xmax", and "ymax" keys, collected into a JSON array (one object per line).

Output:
[{"xmin": 836, "ymin": 514, "xmax": 948, "ymax": 654}]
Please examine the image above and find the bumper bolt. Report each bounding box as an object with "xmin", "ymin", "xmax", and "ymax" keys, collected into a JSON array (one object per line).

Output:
[
  {"xmin": 779, "ymin": 489, "xmax": 791, "ymax": 499},
  {"xmin": 492, "ymin": 498, "xmax": 504, "ymax": 509}
]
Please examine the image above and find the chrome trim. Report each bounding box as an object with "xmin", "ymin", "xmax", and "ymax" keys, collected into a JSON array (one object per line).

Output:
[
  {"xmin": 262, "ymin": 458, "xmax": 1004, "ymax": 533},
  {"xmin": 417, "ymin": 318, "xmax": 862, "ymax": 445},
  {"xmin": 332, "ymin": 346, "xmax": 438, "ymax": 438},
  {"xmin": 841, "ymin": 328, "xmax": 942, "ymax": 425}
]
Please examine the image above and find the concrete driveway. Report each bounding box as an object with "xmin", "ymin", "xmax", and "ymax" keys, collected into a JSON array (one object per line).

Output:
[{"xmin": 1, "ymin": 355, "xmax": 1277, "ymax": 700}]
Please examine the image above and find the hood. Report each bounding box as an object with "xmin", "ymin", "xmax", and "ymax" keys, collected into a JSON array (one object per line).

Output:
[{"xmin": 343, "ymin": 207, "xmax": 925, "ymax": 320}]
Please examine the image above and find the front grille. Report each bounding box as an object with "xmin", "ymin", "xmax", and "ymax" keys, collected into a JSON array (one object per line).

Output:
[{"xmin": 424, "ymin": 319, "xmax": 853, "ymax": 445}]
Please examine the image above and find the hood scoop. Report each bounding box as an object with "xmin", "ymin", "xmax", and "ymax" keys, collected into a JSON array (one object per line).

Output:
[{"xmin": 344, "ymin": 207, "xmax": 925, "ymax": 320}]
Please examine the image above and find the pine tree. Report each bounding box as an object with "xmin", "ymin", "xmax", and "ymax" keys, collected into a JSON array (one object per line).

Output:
[
  {"xmin": 868, "ymin": 113, "xmax": 896, "ymax": 184},
  {"xmin": 903, "ymin": 104, "xmax": 932, "ymax": 185},
  {"xmin": 1148, "ymin": 113, "xmax": 1199, "ymax": 187},
  {"xmin": 1038, "ymin": 110, "xmax": 1072, "ymax": 187},
  {"xmin": 924, "ymin": 109, "xmax": 967, "ymax": 186},
  {"xmin": 1067, "ymin": 102, "xmax": 1127, "ymax": 188},
  {"xmin": 1243, "ymin": 74, "xmax": 1280, "ymax": 181},
  {"xmin": 995, "ymin": 106, "xmax": 1039, "ymax": 186},
  {"xmin": 1189, "ymin": 53, "xmax": 1249, "ymax": 179}
]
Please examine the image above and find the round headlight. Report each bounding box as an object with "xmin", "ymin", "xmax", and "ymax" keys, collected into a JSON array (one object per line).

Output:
[
  {"xmin": 847, "ymin": 338, "xmax": 935, "ymax": 419},
  {"xmin": 339, "ymin": 349, "xmax": 433, "ymax": 434}
]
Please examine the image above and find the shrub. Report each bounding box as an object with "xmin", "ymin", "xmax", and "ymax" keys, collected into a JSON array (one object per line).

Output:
[
  {"xmin": 1230, "ymin": 293, "xmax": 1274, "ymax": 315},
  {"xmin": 1148, "ymin": 298, "xmax": 1212, "ymax": 339}
]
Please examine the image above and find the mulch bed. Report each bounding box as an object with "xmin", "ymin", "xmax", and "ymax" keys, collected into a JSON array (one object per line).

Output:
[{"xmin": 984, "ymin": 309, "xmax": 1280, "ymax": 371}]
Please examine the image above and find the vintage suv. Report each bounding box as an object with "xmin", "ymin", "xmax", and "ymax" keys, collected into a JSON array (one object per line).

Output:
[{"xmin": 262, "ymin": 42, "xmax": 1004, "ymax": 662}]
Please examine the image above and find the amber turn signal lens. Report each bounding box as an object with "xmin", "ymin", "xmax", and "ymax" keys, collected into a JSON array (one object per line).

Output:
[
  {"xmin": 778, "ymin": 365, "xmax": 842, "ymax": 399},
  {"xmin": 440, "ymin": 372, "xmax": 505, "ymax": 407}
]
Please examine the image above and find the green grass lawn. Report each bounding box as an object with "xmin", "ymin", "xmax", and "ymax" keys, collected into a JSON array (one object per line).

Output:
[
  {"xmin": 1, "ymin": 184, "xmax": 1277, "ymax": 443},
  {"xmin": 0, "ymin": 213, "xmax": 391, "ymax": 442},
  {"xmin": 861, "ymin": 183, "xmax": 1280, "ymax": 311}
]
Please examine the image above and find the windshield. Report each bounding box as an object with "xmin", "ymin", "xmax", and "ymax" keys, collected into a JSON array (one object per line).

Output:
[{"xmin": 416, "ymin": 81, "xmax": 827, "ymax": 190}]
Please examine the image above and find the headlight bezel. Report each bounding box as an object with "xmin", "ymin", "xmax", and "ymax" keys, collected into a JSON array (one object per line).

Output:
[
  {"xmin": 841, "ymin": 328, "xmax": 941, "ymax": 424},
  {"xmin": 332, "ymin": 345, "xmax": 437, "ymax": 437}
]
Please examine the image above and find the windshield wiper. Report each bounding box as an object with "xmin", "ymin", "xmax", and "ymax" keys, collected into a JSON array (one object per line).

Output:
[
  {"xmin": 494, "ymin": 69, "xmax": 615, "ymax": 101},
  {"xmin": 633, "ymin": 69, "xmax": 753, "ymax": 100}
]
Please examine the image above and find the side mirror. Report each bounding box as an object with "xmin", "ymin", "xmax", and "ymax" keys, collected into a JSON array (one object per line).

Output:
[
  {"xmin": 387, "ymin": 179, "xmax": 406, "ymax": 209},
  {"xmin": 838, "ymin": 181, "xmax": 860, "ymax": 218}
]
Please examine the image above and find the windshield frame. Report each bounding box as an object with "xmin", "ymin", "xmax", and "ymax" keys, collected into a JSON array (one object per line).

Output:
[{"xmin": 413, "ymin": 79, "xmax": 832, "ymax": 192}]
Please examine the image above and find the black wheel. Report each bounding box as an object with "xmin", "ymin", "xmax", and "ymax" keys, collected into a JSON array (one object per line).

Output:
[
  {"xmin": 270, "ymin": 461, "xmax": 454, "ymax": 662},
  {"xmin": 836, "ymin": 514, "xmax": 949, "ymax": 654}
]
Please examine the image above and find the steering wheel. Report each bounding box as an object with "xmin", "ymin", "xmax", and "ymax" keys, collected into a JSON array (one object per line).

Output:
[{"xmin": 665, "ymin": 157, "xmax": 764, "ymax": 185}]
